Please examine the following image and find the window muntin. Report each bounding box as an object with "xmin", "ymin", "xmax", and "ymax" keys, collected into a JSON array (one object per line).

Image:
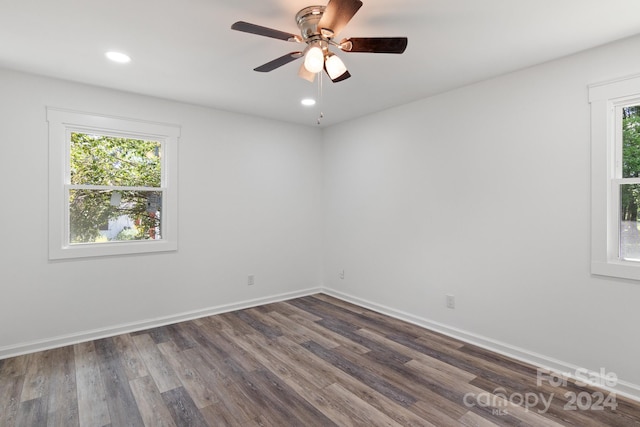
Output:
[{"xmin": 48, "ymin": 108, "xmax": 179, "ymax": 259}]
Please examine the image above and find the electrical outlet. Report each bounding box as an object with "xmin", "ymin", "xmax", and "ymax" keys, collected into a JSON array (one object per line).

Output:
[
  {"xmin": 446, "ymin": 294, "xmax": 455, "ymax": 309},
  {"xmin": 248, "ymin": 275, "xmax": 255, "ymax": 286},
  {"xmin": 339, "ymin": 269, "xmax": 345, "ymax": 280}
]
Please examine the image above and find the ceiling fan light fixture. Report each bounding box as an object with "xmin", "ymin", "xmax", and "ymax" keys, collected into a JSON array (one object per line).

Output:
[
  {"xmin": 325, "ymin": 53, "xmax": 348, "ymax": 80},
  {"xmin": 304, "ymin": 44, "xmax": 324, "ymax": 74}
]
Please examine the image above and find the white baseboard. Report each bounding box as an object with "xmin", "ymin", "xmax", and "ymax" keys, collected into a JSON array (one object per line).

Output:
[
  {"xmin": 0, "ymin": 287, "xmax": 322, "ymax": 360},
  {"xmin": 322, "ymin": 288, "xmax": 640, "ymax": 403}
]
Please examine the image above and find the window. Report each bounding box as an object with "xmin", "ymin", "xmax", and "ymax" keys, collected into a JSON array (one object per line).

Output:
[
  {"xmin": 48, "ymin": 108, "xmax": 179, "ymax": 259},
  {"xmin": 618, "ymin": 105, "xmax": 640, "ymax": 261},
  {"xmin": 589, "ymin": 74, "xmax": 640, "ymax": 280}
]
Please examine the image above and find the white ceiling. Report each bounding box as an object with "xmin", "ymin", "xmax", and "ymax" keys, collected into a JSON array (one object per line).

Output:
[{"xmin": 2, "ymin": 0, "xmax": 640, "ymax": 127}]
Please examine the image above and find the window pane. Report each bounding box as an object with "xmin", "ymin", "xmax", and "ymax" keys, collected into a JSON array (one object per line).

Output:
[
  {"xmin": 69, "ymin": 189, "xmax": 162, "ymax": 244},
  {"xmin": 620, "ymin": 183, "xmax": 640, "ymax": 261},
  {"xmin": 622, "ymin": 105, "xmax": 640, "ymax": 178},
  {"xmin": 70, "ymin": 133, "xmax": 161, "ymax": 186}
]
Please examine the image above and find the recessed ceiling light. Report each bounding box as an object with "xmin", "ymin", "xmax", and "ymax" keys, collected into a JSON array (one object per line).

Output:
[
  {"xmin": 105, "ymin": 51, "xmax": 131, "ymax": 63},
  {"xmin": 301, "ymin": 98, "xmax": 316, "ymax": 106}
]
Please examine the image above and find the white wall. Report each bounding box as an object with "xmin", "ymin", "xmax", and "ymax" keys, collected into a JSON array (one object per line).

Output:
[
  {"xmin": 0, "ymin": 69, "xmax": 323, "ymax": 352},
  {"xmin": 323, "ymin": 35, "xmax": 640, "ymax": 394}
]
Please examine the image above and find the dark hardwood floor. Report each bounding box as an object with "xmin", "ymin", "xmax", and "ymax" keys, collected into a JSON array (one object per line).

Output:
[{"xmin": 1, "ymin": 294, "xmax": 639, "ymax": 426}]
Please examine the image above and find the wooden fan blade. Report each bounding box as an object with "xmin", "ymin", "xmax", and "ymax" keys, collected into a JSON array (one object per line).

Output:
[
  {"xmin": 340, "ymin": 37, "xmax": 408, "ymax": 53},
  {"xmin": 298, "ymin": 62, "xmax": 316, "ymax": 82},
  {"xmin": 317, "ymin": 0, "xmax": 363, "ymax": 38},
  {"xmin": 254, "ymin": 52, "xmax": 303, "ymax": 72},
  {"xmin": 231, "ymin": 21, "xmax": 301, "ymax": 42}
]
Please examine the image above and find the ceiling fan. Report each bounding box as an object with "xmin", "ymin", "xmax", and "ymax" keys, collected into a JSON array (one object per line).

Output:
[{"xmin": 231, "ymin": 0, "xmax": 408, "ymax": 83}]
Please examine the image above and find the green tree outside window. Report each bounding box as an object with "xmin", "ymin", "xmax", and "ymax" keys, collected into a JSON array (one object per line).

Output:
[{"xmin": 69, "ymin": 133, "xmax": 162, "ymax": 243}]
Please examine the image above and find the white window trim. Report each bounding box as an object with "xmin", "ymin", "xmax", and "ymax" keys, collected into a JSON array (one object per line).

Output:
[
  {"xmin": 47, "ymin": 108, "xmax": 180, "ymax": 260},
  {"xmin": 589, "ymin": 74, "xmax": 640, "ymax": 280}
]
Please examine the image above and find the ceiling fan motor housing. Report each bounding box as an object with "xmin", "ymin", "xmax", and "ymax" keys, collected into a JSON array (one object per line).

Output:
[{"xmin": 296, "ymin": 6, "xmax": 326, "ymax": 41}]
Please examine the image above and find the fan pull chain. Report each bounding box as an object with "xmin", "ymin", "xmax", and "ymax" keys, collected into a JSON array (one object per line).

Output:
[{"xmin": 317, "ymin": 71, "xmax": 324, "ymax": 125}]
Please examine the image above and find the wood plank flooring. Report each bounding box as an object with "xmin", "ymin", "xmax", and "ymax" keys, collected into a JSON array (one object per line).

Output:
[{"xmin": 1, "ymin": 294, "xmax": 639, "ymax": 426}]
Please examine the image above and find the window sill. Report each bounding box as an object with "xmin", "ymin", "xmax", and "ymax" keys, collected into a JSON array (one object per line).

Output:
[
  {"xmin": 49, "ymin": 239, "xmax": 177, "ymax": 260},
  {"xmin": 591, "ymin": 260, "xmax": 640, "ymax": 281}
]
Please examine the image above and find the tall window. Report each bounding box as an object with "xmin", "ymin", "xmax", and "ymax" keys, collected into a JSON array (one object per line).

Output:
[
  {"xmin": 48, "ymin": 109, "xmax": 179, "ymax": 259},
  {"xmin": 618, "ymin": 105, "xmax": 640, "ymax": 261},
  {"xmin": 590, "ymin": 74, "xmax": 640, "ymax": 280}
]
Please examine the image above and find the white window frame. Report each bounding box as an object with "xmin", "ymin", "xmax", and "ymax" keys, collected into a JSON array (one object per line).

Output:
[
  {"xmin": 589, "ymin": 74, "xmax": 640, "ymax": 280},
  {"xmin": 47, "ymin": 108, "xmax": 180, "ymax": 259}
]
